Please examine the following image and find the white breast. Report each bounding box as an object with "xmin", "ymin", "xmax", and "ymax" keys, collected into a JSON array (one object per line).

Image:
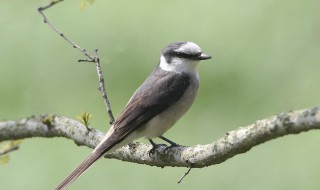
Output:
[{"xmin": 139, "ymin": 75, "xmax": 199, "ymax": 139}]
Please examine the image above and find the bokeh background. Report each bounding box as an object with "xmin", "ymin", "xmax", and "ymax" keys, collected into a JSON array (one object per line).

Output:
[{"xmin": 1, "ymin": 0, "xmax": 320, "ymax": 189}]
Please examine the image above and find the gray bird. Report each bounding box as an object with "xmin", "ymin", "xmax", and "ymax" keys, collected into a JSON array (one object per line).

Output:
[{"xmin": 55, "ymin": 41, "xmax": 212, "ymax": 190}]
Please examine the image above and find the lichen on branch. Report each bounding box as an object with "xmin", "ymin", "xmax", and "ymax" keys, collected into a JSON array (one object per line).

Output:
[{"xmin": 0, "ymin": 107, "xmax": 319, "ymax": 168}]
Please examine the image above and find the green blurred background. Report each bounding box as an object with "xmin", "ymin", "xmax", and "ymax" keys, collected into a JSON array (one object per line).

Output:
[{"xmin": 1, "ymin": 0, "xmax": 320, "ymax": 189}]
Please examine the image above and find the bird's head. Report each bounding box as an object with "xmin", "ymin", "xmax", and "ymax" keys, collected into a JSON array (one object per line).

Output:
[{"xmin": 160, "ymin": 41, "xmax": 211, "ymax": 74}]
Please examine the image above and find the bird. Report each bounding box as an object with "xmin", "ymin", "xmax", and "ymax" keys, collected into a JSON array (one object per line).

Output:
[{"xmin": 55, "ymin": 41, "xmax": 211, "ymax": 190}]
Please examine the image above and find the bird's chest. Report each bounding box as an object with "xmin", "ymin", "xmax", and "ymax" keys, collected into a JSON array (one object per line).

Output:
[{"xmin": 142, "ymin": 79, "xmax": 199, "ymax": 139}]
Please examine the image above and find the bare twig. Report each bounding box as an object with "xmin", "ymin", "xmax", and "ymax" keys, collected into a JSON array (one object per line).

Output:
[
  {"xmin": 1, "ymin": 107, "xmax": 320, "ymax": 168},
  {"xmin": 37, "ymin": 0, "xmax": 64, "ymax": 12},
  {"xmin": 177, "ymin": 167, "xmax": 192, "ymax": 183},
  {"xmin": 78, "ymin": 59, "xmax": 95, "ymax": 63},
  {"xmin": 37, "ymin": 0, "xmax": 115, "ymax": 124},
  {"xmin": 93, "ymin": 49, "xmax": 115, "ymax": 124},
  {"xmin": 0, "ymin": 145, "xmax": 19, "ymax": 157},
  {"xmin": 38, "ymin": 0, "xmax": 93, "ymax": 60}
]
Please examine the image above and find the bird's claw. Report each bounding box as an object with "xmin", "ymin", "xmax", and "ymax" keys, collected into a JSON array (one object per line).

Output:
[
  {"xmin": 148, "ymin": 144, "xmax": 167, "ymax": 158},
  {"xmin": 163, "ymin": 143, "xmax": 181, "ymax": 153}
]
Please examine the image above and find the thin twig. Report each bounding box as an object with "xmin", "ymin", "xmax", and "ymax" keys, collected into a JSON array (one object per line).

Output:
[
  {"xmin": 37, "ymin": 0, "xmax": 93, "ymax": 60},
  {"xmin": 37, "ymin": 0, "xmax": 64, "ymax": 11},
  {"xmin": 37, "ymin": 1, "xmax": 115, "ymax": 124},
  {"xmin": 94, "ymin": 49, "xmax": 115, "ymax": 124},
  {"xmin": 78, "ymin": 59, "xmax": 95, "ymax": 63},
  {"xmin": 177, "ymin": 167, "xmax": 193, "ymax": 183},
  {"xmin": 0, "ymin": 146, "xmax": 19, "ymax": 157}
]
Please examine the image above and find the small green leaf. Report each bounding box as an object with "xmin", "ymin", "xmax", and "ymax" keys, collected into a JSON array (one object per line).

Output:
[
  {"xmin": 11, "ymin": 140, "xmax": 22, "ymax": 147},
  {"xmin": 0, "ymin": 140, "xmax": 22, "ymax": 165},
  {"xmin": 41, "ymin": 114, "xmax": 54, "ymax": 128},
  {"xmin": 80, "ymin": 0, "xmax": 86, "ymax": 10},
  {"xmin": 0, "ymin": 142, "xmax": 11, "ymax": 153},
  {"xmin": 0, "ymin": 155, "xmax": 9, "ymax": 165},
  {"xmin": 80, "ymin": 0, "xmax": 94, "ymax": 10},
  {"xmin": 76, "ymin": 112, "xmax": 93, "ymax": 128}
]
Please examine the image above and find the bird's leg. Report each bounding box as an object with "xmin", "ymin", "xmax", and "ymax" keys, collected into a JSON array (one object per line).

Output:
[
  {"xmin": 159, "ymin": 136, "xmax": 180, "ymax": 146},
  {"xmin": 148, "ymin": 136, "xmax": 183, "ymax": 157},
  {"xmin": 159, "ymin": 136, "xmax": 183, "ymax": 152},
  {"xmin": 148, "ymin": 139, "xmax": 167, "ymax": 157}
]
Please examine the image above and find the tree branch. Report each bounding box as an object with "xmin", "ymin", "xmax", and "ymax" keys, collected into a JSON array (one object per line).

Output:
[{"xmin": 1, "ymin": 107, "xmax": 319, "ymax": 168}]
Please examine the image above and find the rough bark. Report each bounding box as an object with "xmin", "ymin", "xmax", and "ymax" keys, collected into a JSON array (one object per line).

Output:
[{"xmin": 1, "ymin": 107, "xmax": 319, "ymax": 168}]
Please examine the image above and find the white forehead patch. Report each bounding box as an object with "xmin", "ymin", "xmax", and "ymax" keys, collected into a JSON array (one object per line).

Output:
[{"xmin": 176, "ymin": 42, "xmax": 202, "ymax": 54}]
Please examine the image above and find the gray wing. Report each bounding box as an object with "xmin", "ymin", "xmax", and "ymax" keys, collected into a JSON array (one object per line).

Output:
[{"xmin": 108, "ymin": 68, "xmax": 191, "ymax": 145}]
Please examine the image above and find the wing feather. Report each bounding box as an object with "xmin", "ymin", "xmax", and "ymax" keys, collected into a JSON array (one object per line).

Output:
[{"xmin": 110, "ymin": 69, "xmax": 190, "ymax": 142}]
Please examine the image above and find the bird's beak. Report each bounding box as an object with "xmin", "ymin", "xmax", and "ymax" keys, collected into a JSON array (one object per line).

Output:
[{"xmin": 197, "ymin": 52, "xmax": 212, "ymax": 60}]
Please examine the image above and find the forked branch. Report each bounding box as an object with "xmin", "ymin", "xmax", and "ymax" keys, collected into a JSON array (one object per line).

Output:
[{"xmin": 38, "ymin": 0, "xmax": 115, "ymax": 124}]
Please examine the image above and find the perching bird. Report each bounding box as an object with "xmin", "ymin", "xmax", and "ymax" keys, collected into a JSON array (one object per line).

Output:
[{"xmin": 55, "ymin": 41, "xmax": 211, "ymax": 190}]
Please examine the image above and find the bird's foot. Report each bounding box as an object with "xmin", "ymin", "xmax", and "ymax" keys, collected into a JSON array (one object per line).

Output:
[
  {"xmin": 163, "ymin": 143, "xmax": 183, "ymax": 153},
  {"xmin": 148, "ymin": 139, "xmax": 168, "ymax": 157},
  {"xmin": 148, "ymin": 143, "xmax": 167, "ymax": 158},
  {"xmin": 158, "ymin": 135, "xmax": 183, "ymax": 152}
]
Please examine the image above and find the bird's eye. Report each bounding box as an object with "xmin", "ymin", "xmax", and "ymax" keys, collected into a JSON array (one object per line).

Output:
[
  {"xmin": 173, "ymin": 52, "xmax": 201, "ymax": 59},
  {"xmin": 175, "ymin": 52, "xmax": 185, "ymax": 58}
]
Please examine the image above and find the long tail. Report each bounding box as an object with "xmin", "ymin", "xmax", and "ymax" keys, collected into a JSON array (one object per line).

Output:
[
  {"xmin": 55, "ymin": 124, "xmax": 136, "ymax": 189},
  {"xmin": 55, "ymin": 128, "xmax": 119, "ymax": 190},
  {"xmin": 55, "ymin": 148, "xmax": 106, "ymax": 190}
]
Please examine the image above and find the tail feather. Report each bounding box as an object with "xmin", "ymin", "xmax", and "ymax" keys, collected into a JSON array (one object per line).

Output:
[
  {"xmin": 55, "ymin": 124, "xmax": 137, "ymax": 189},
  {"xmin": 55, "ymin": 149, "xmax": 105, "ymax": 190}
]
